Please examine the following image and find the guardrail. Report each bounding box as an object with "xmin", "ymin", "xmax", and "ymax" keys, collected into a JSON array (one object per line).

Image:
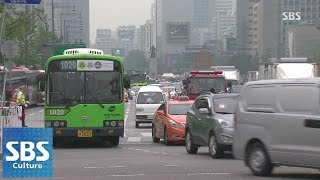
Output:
[{"xmin": 0, "ymin": 106, "xmax": 22, "ymax": 155}]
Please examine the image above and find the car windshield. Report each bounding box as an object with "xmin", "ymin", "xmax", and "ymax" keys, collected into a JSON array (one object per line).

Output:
[
  {"xmin": 213, "ymin": 97, "xmax": 238, "ymax": 114},
  {"xmin": 188, "ymin": 77, "xmax": 226, "ymax": 94},
  {"xmin": 168, "ymin": 104, "xmax": 192, "ymax": 115},
  {"xmin": 137, "ymin": 92, "xmax": 164, "ymax": 104}
]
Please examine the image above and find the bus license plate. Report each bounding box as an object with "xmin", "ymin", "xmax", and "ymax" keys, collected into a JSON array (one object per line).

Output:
[{"xmin": 78, "ymin": 130, "xmax": 92, "ymax": 137}]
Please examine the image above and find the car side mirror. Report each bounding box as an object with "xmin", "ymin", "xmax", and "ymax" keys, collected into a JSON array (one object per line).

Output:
[
  {"xmin": 199, "ymin": 108, "xmax": 210, "ymax": 115},
  {"xmin": 158, "ymin": 110, "xmax": 165, "ymax": 115}
]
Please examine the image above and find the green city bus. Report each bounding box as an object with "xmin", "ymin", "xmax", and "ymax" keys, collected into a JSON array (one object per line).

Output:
[
  {"xmin": 44, "ymin": 48, "xmax": 130, "ymax": 146},
  {"xmin": 129, "ymin": 73, "xmax": 148, "ymax": 87}
]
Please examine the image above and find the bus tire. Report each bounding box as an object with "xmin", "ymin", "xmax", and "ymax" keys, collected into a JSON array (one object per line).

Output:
[{"xmin": 111, "ymin": 136, "xmax": 119, "ymax": 146}]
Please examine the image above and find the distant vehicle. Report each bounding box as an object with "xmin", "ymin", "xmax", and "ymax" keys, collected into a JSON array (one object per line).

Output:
[
  {"xmin": 185, "ymin": 93, "xmax": 239, "ymax": 158},
  {"xmin": 211, "ymin": 66, "xmax": 240, "ymax": 90},
  {"xmin": 130, "ymin": 73, "xmax": 149, "ymax": 87},
  {"xmin": 0, "ymin": 68, "xmax": 45, "ymax": 106},
  {"xmin": 135, "ymin": 86, "xmax": 165, "ymax": 128},
  {"xmin": 258, "ymin": 58, "xmax": 318, "ymax": 80},
  {"xmin": 152, "ymin": 96, "xmax": 194, "ymax": 145},
  {"xmin": 130, "ymin": 86, "xmax": 140, "ymax": 97},
  {"xmin": 233, "ymin": 78, "xmax": 320, "ymax": 176},
  {"xmin": 44, "ymin": 48, "xmax": 130, "ymax": 146},
  {"xmin": 172, "ymin": 82, "xmax": 183, "ymax": 95},
  {"xmin": 162, "ymin": 86, "xmax": 177, "ymax": 99},
  {"xmin": 182, "ymin": 70, "xmax": 227, "ymax": 100},
  {"xmin": 230, "ymin": 85, "xmax": 242, "ymax": 93}
]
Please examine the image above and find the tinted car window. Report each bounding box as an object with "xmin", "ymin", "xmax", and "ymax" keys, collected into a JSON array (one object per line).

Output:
[
  {"xmin": 137, "ymin": 92, "xmax": 164, "ymax": 104},
  {"xmin": 168, "ymin": 104, "xmax": 192, "ymax": 115},
  {"xmin": 213, "ymin": 97, "xmax": 238, "ymax": 114}
]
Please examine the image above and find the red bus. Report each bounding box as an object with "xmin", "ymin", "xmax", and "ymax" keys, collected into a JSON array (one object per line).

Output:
[{"xmin": 0, "ymin": 67, "xmax": 45, "ymax": 106}]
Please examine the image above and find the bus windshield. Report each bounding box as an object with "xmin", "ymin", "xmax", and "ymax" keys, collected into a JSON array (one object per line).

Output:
[{"xmin": 48, "ymin": 60, "xmax": 121, "ymax": 106}]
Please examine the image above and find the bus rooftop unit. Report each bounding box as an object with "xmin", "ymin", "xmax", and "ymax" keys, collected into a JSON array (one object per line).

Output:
[{"xmin": 44, "ymin": 48, "xmax": 130, "ymax": 146}]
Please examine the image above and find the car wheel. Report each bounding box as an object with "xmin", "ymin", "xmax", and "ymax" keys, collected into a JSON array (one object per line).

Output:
[
  {"xmin": 135, "ymin": 122, "xmax": 139, "ymax": 128},
  {"xmin": 110, "ymin": 136, "xmax": 119, "ymax": 146},
  {"xmin": 248, "ymin": 142, "xmax": 273, "ymax": 176},
  {"xmin": 152, "ymin": 124, "xmax": 160, "ymax": 143},
  {"xmin": 164, "ymin": 127, "xmax": 171, "ymax": 146},
  {"xmin": 208, "ymin": 133, "xmax": 224, "ymax": 159},
  {"xmin": 185, "ymin": 130, "xmax": 198, "ymax": 154}
]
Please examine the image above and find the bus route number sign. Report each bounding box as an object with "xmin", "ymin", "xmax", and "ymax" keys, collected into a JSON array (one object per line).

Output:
[
  {"xmin": 60, "ymin": 61, "xmax": 77, "ymax": 71},
  {"xmin": 46, "ymin": 109, "xmax": 66, "ymax": 116}
]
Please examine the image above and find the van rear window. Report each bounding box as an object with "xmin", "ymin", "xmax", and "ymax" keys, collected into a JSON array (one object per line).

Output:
[{"xmin": 137, "ymin": 92, "xmax": 164, "ymax": 104}]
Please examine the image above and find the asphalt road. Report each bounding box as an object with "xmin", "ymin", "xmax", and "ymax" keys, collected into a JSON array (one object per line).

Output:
[{"xmin": 0, "ymin": 101, "xmax": 319, "ymax": 180}]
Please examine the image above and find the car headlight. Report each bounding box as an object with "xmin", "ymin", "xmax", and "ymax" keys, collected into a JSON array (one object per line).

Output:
[
  {"xmin": 217, "ymin": 119, "xmax": 231, "ymax": 128},
  {"xmin": 169, "ymin": 119, "xmax": 183, "ymax": 129}
]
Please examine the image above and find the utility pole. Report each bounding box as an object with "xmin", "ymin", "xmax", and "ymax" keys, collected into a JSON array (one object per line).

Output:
[{"xmin": 1, "ymin": 3, "xmax": 7, "ymax": 109}]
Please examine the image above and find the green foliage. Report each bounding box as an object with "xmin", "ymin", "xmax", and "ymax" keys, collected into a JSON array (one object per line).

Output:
[
  {"xmin": 0, "ymin": 5, "xmax": 58, "ymax": 67},
  {"xmin": 124, "ymin": 50, "xmax": 147, "ymax": 72}
]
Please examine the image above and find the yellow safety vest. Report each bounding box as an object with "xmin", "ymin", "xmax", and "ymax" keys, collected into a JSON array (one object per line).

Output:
[{"xmin": 16, "ymin": 92, "xmax": 26, "ymax": 105}]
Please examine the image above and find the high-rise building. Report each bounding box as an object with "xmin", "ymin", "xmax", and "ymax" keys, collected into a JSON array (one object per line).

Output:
[
  {"xmin": 95, "ymin": 29, "xmax": 113, "ymax": 54},
  {"xmin": 155, "ymin": 0, "xmax": 193, "ymax": 71},
  {"xmin": 215, "ymin": 0, "xmax": 237, "ymax": 50},
  {"xmin": 237, "ymin": 0, "xmax": 320, "ymax": 58},
  {"xmin": 133, "ymin": 25, "xmax": 146, "ymax": 51},
  {"xmin": 193, "ymin": 0, "xmax": 215, "ymax": 28},
  {"xmin": 43, "ymin": 0, "xmax": 90, "ymax": 46}
]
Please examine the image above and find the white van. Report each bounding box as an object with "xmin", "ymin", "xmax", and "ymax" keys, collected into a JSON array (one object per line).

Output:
[
  {"xmin": 135, "ymin": 86, "xmax": 165, "ymax": 128},
  {"xmin": 233, "ymin": 78, "xmax": 320, "ymax": 176}
]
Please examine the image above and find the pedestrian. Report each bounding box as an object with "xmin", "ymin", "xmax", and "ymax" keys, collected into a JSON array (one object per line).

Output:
[{"xmin": 16, "ymin": 87, "xmax": 27, "ymax": 127}]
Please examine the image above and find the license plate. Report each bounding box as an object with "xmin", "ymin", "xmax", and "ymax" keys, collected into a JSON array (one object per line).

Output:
[{"xmin": 78, "ymin": 130, "xmax": 93, "ymax": 137}]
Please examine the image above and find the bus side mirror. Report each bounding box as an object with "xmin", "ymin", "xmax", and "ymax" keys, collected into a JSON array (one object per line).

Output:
[{"xmin": 124, "ymin": 75, "xmax": 130, "ymax": 89}]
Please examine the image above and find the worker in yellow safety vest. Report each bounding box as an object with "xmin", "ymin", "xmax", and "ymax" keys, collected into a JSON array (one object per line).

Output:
[{"xmin": 16, "ymin": 88, "xmax": 27, "ymax": 127}]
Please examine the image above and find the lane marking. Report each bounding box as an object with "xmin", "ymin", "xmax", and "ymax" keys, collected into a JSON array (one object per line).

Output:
[
  {"xmin": 83, "ymin": 167, "xmax": 105, "ymax": 169},
  {"xmin": 163, "ymin": 165, "xmax": 181, "ymax": 167},
  {"xmin": 39, "ymin": 110, "xmax": 43, "ymax": 112},
  {"xmin": 28, "ymin": 113, "xmax": 36, "ymax": 115},
  {"xmin": 120, "ymin": 143, "xmax": 152, "ymax": 145},
  {"xmin": 187, "ymin": 173, "xmax": 231, "ymax": 176},
  {"xmin": 108, "ymin": 174, "xmax": 145, "ymax": 177},
  {"xmin": 124, "ymin": 114, "xmax": 128, "ymax": 137},
  {"xmin": 107, "ymin": 166, "xmax": 126, "ymax": 168},
  {"xmin": 127, "ymin": 137, "xmax": 140, "ymax": 143},
  {"xmin": 141, "ymin": 132, "xmax": 152, "ymax": 137}
]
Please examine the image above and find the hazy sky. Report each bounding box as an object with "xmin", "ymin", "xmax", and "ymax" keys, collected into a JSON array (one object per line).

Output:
[{"xmin": 90, "ymin": 0, "xmax": 153, "ymax": 43}]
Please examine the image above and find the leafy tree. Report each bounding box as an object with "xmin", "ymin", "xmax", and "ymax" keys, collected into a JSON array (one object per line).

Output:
[
  {"xmin": 0, "ymin": 5, "xmax": 58, "ymax": 67},
  {"xmin": 124, "ymin": 50, "xmax": 147, "ymax": 72}
]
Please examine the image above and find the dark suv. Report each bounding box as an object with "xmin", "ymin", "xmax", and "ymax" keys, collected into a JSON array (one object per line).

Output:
[{"xmin": 185, "ymin": 92, "xmax": 239, "ymax": 158}]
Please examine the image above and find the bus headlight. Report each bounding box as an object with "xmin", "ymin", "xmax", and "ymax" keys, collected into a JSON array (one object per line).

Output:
[
  {"xmin": 110, "ymin": 121, "xmax": 117, "ymax": 127},
  {"xmin": 59, "ymin": 121, "xmax": 65, "ymax": 127},
  {"xmin": 105, "ymin": 121, "xmax": 110, "ymax": 126},
  {"xmin": 53, "ymin": 121, "xmax": 60, "ymax": 127}
]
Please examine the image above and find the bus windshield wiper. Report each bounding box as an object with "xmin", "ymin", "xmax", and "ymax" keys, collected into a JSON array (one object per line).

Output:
[{"xmin": 86, "ymin": 90, "xmax": 104, "ymax": 108}]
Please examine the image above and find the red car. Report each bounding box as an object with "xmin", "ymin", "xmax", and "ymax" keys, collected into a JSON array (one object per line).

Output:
[{"xmin": 152, "ymin": 96, "xmax": 194, "ymax": 145}]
